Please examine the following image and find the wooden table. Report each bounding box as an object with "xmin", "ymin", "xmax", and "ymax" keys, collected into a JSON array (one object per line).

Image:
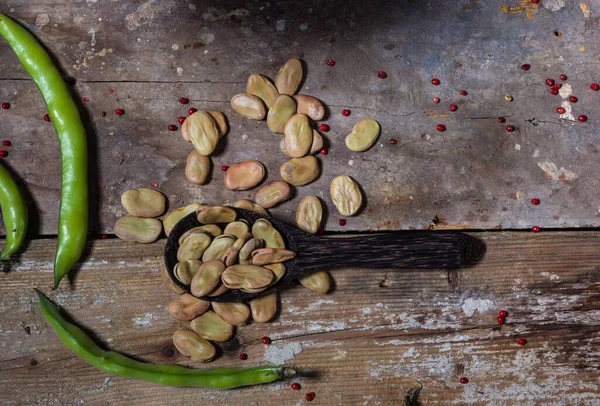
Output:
[{"xmin": 1, "ymin": 1, "xmax": 599, "ymax": 404}]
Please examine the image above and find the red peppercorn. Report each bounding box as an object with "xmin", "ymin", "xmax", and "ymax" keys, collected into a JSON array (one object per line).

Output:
[
  {"xmin": 115, "ymin": 108, "xmax": 125, "ymax": 116},
  {"xmin": 390, "ymin": 138, "xmax": 398, "ymax": 145},
  {"xmin": 168, "ymin": 124, "xmax": 177, "ymax": 131},
  {"xmin": 319, "ymin": 123, "xmax": 330, "ymax": 132},
  {"xmin": 319, "ymin": 148, "xmax": 328, "ymax": 155},
  {"xmin": 291, "ymin": 383, "xmax": 301, "ymax": 391},
  {"xmin": 531, "ymin": 198, "xmax": 540, "ymax": 205},
  {"xmin": 569, "ymin": 96, "xmax": 578, "ymax": 103},
  {"xmin": 101, "ymin": 234, "xmax": 108, "ymax": 239},
  {"xmin": 578, "ymin": 115, "xmax": 588, "ymax": 122},
  {"xmin": 326, "ymin": 59, "xmax": 335, "ymax": 66},
  {"xmin": 82, "ymin": 97, "xmax": 89, "ymax": 102},
  {"xmin": 1, "ymin": 102, "xmax": 10, "ymax": 109},
  {"xmin": 517, "ymin": 337, "xmax": 526, "ymax": 346},
  {"xmin": 497, "ymin": 316, "xmax": 505, "ymax": 325},
  {"xmin": 341, "ymin": 109, "xmax": 350, "ymax": 116},
  {"xmin": 239, "ymin": 353, "xmax": 248, "ymax": 360},
  {"xmin": 532, "ymin": 225, "xmax": 540, "ymax": 233},
  {"xmin": 109, "ymin": 89, "xmax": 114, "ymax": 94},
  {"xmin": 436, "ymin": 124, "xmax": 446, "ymax": 132},
  {"xmin": 151, "ymin": 182, "xmax": 158, "ymax": 188},
  {"xmin": 306, "ymin": 392, "xmax": 316, "ymax": 402},
  {"xmin": 261, "ymin": 336, "xmax": 271, "ymax": 344},
  {"xmin": 556, "ymin": 107, "xmax": 565, "ymax": 114},
  {"xmin": 531, "ymin": 0, "xmax": 539, "ymax": 3},
  {"xmin": 433, "ymin": 97, "xmax": 440, "ymax": 104},
  {"xmin": 339, "ymin": 219, "xmax": 346, "ymax": 226},
  {"xmin": 550, "ymin": 88, "xmax": 559, "ymax": 95},
  {"xmin": 546, "ymin": 79, "xmax": 555, "ymax": 87},
  {"xmin": 552, "ymin": 83, "xmax": 562, "ymax": 90},
  {"xmin": 179, "ymin": 97, "xmax": 189, "ymax": 104},
  {"xmin": 449, "ymin": 104, "xmax": 458, "ymax": 112},
  {"xmin": 505, "ymin": 125, "xmax": 515, "ymax": 132},
  {"xmin": 591, "ymin": 83, "xmax": 600, "ymax": 91},
  {"xmin": 188, "ymin": 107, "xmax": 198, "ymax": 115},
  {"xmin": 459, "ymin": 90, "xmax": 468, "ymax": 96},
  {"xmin": 459, "ymin": 377, "xmax": 469, "ymax": 384},
  {"xmin": 178, "ymin": 116, "xmax": 186, "ymax": 125},
  {"xmin": 497, "ymin": 116, "xmax": 506, "ymax": 123},
  {"xmin": 377, "ymin": 70, "xmax": 387, "ymax": 79},
  {"xmin": 431, "ymin": 78, "xmax": 440, "ymax": 85},
  {"xmin": 499, "ymin": 310, "xmax": 508, "ymax": 317},
  {"xmin": 559, "ymin": 74, "xmax": 567, "ymax": 81},
  {"xmin": 43, "ymin": 113, "xmax": 51, "ymax": 122},
  {"xmin": 2, "ymin": 140, "xmax": 10, "ymax": 147},
  {"xmin": 221, "ymin": 165, "xmax": 229, "ymax": 172},
  {"xmin": 0, "ymin": 150, "xmax": 8, "ymax": 158},
  {"xmin": 520, "ymin": 64, "xmax": 531, "ymax": 71}
]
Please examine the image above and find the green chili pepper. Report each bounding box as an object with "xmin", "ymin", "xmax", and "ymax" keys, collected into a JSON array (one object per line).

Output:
[
  {"xmin": 0, "ymin": 14, "xmax": 88, "ymax": 288},
  {"xmin": 0, "ymin": 162, "xmax": 27, "ymax": 259},
  {"xmin": 35, "ymin": 289, "xmax": 295, "ymax": 389}
]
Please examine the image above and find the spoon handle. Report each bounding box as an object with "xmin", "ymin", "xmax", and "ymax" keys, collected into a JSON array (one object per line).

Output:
[{"xmin": 294, "ymin": 232, "xmax": 484, "ymax": 272}]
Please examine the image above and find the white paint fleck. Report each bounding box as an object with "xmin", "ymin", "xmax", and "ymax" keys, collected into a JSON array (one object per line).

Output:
[
  {"xmin": 171, "ymin": 44, "xmax": 179, "ymax": 50},
  {"xmin": 241, "ymin": 133, "xmax": 248, "ymax": 141},
  {"xmin": 176, "ymin": 67, "xmax": 184, "ymax": 76},
  {"xmin": 132, "ymin": 313, "xmax": 159, "ymax": 327},
  {"xmin": 276, "ymin": 19, "xmax": 287, "ymax": 32},
  {"xmin": 514, "ymin": 144, "xmax": 521, "ymax": 151},
  {"xmin": 558, "ymin": 100, "xmax": 574, "ymax": 121},
  {"xmin": 88, "ymin": 27, "xmax": 96, "ymax": 47},
  {"xmin": 332, "ymin": 349, "xmax": 348, "ymax": 360},
  {"xmin": 362, "ymin": 307, "xmax": 372, "ymax": 315},
  {"xmin": 537, "ymin": 162, "xmax": 578, "ymax": 182},
  {"xmin": 124, "ymin": 0, "xmax": 177, "ymax": 31},
  {"xmin": 348, "ymin": 160, "xmax": 354, "ymax": 166},
  {"xmin": 299, "ymin": 23, "xmax": 308, "ymax": 31},
  {"xmin": 264, "ymin": 342, "xmax": 302, "ymax": 364},
  {"xmin": 92, "ymin": 295, "xmax": 108, "ymax": 307},
  {"xmin": 204, "ymin": 49, "xmax": 209, "ymax": 54},
  {"xmin": 35, "ymin": 14, "xmax": 50, "ymax": 28},
  {"xmin": 533, "ymin": 149, "xmax": 541, "ymax": 158},
  {"xmin": 461, "ymin": 297, "xmax": 495, "ymax": 317},
  {"xmin": 543, "ymin": 0, "xmax": 566, "ymax": 12},
  {"xmin": 558, "ymin": 83, "xmax": 572, "ymax": 99},
  {"xmin": 541, "ymin": 271, "xmax": 560, "ymax": 281}
]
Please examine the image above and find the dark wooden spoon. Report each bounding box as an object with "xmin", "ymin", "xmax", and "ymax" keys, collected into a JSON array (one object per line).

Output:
[{"xmin": 164, "ymin": 209, "xmax": 486, "ymax": 302}]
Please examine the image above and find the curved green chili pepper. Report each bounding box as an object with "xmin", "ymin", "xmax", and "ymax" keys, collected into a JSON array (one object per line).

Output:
[
  {"xmin": 0, "ymin": 14, "xmax": 88, "ymax": 288},
  {"xmin": 35, "ymin": 289, "xmax": 295, "ymax": 389},
  {"xmin": 0, "ymin": 162, "xmax": 27, "ymax": 259}
]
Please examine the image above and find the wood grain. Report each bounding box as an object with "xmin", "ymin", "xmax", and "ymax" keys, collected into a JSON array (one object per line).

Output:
[
  {"xmin": 0, "ymin": 2, "xmax": 599, "ymax": 235},
  {"xmin": 1, "ymin": 232, "xmax": 600, "ymax": 404}
]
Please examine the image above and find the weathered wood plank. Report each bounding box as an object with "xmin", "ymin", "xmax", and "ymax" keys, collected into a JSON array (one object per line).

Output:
[
  {"xmin": 0, "ymin": 2, "xmax": 599, "ymax": 234},
  {"xmin": 1, "ymin": 231, "xmax": 600, "ymax": 404}
]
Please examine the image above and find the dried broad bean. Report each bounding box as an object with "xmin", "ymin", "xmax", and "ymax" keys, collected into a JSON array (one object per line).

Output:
[
  {"xmin": 251, "ymin": 248, "xmax": 296, "ymax": 266},
  {"xmin": 246, "ymin": 74, "xmax": 279, "ymax": 110},
  {"xmin": 279, "ymin": 137, "xmax": 291, "ymax": 158},
  {"xmin": 254, "ymin": 181, "xmax": 292, "ymax": 209},
  {"xmin": 221, "ymin": 265, "xmax": 275, "ymax": 290},
  {"xmin": 184, "ymin": 111, "xmax": 221, "ymax": 156},
  {"xmin": 121, "ymin": 188, "xmax": 166, "ymax": 218},
  {"xmin": 231, "ymin": 93, "xmax": 266, "ymax": 120},
  {"xmin": 168, "ymin": 293, "xmax": 211, "ymax": 321},
  {"xmin": 283, "ymin": 114, "xmax": 312, "ymax": 158},
  {"xmin": 114, "ymin": 216, "xmax": 162, "ymax": 243},
  {"xmin": 177, "ymin": 232, "xmax": 212, "ymax": 261},
  {"xmin": 207, "ymin": 283, "xmax": 228, "ymax": 297},
  {"xmin": 267, "ymin": 95, "xmax": 296, "ymax": 133},
  {"xmin": 264, "ymin": 263, "xmax": 286, "ymax": 284},
  {"xmin": 179, "ymin": 226, "xmax": 220, "ymax": 244},
  {"xmin": 251, "ymin": 219, "xmax": 285, "ymax": 248},
  {"xmin": 196, "ymin": 206, "xmax": 237, "ymax": 224},
  {"xmin": 202, "ymin": 235, "xmax": 235, "ymax": 262},
  {"xmin": 223, "ymin": 221, "xmax": 250, "ymax": 238},
  {"xmin": 279, "ymin": 156, "xmax": 319, "ymax": 186},
  {"xmin": 221, "ymin": 232, "xmax": 253, "ymax": 266},
  {"xmin": 330, "ymin": 175, "xmax": 363, "ymax": 216},
  {"xmin": 174, "ymin": 259, "xmax": 202, "ymax": 285},
  {"xmin": 190, "ymin": 311, "xmax": 234, "ymax": 342},
  {"xmin": 212, "ymin": 302, "xmax": 251, "ymax": 325},
  {"xmin": 224, "ymin": 160, "xmax": 265, "ymax": 191},
  {"xmin": 163, "ymin": 203, "xmax": 202, "ymax": 236},
  {"xmin": 185, "ymin": 151, "xmax": 211, "ymax": 185},
  {"xmin": 293, "ymin": 94, "xmax": 325, "ymax": 121},
  {"xmin": 160, "ymin": 262, "xmax": 185, "ymax": 294},
  {"xmin": 310, "ymin": 130, "xmax": 324, "ymax": 154},
  {"xmin": 173, "ymin": 330, "xmax": 216, "ymax": 362},
  {"xmin": 238, "ymin": 237, "xmax": 265, "ymax": 265},
  {"xmin": 190, "ymin": 260, "xmax": 226, "ymax": 297},
  {"xmin": 232, "ymin": 200, "xmax": 269, "ymax": 216},
  {"xmin": 275, "ymin": 58, "xmax": 303, "ymax": 95},
  {"xmin": 299, "ymin": 271, "xmax": 331, "ymax": 294},
  {"xmin": 345, "ymin": 118, "xmax": 381, "ymax": 152},
  {"xmin": 296, "ymin": 196, "xmax": 323, "ymax": 234},
  {"xmin": 249, "ymin": 292, "xmax": 278, "ymax": 323},
  {"xmin": 207, "ymin": 111, "xmax": 228, "ymax": 138}
]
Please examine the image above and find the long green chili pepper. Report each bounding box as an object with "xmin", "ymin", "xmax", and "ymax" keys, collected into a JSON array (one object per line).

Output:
[
  {"xmin": 35, "ymin": 289, "xmax": 295, "ymax": 389},
  {"xmin": 0, "ymin": 162, "xmax": 27, "ymax": 259},
  {"xmin": 0, "ymin": 14, "xmax": 88, "ymax": 288}
]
